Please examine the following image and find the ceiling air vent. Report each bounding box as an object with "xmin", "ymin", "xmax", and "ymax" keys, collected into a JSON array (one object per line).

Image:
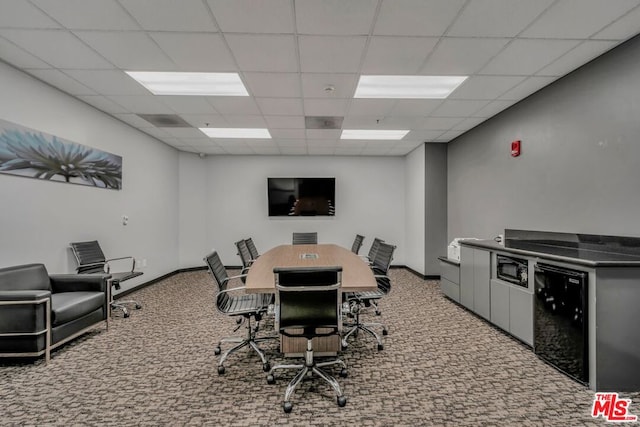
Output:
[
  {"xmin": 304, "ymin": 116, "xmax": 344, "ymax": 130},
  {"xmin": 137, "ymin": 114, "xmax": 192, "ymax": 128}
]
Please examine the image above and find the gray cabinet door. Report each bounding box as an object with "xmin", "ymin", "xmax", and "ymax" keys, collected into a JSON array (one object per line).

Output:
[
  {"xmin": 510, "ymin": 286, "xmax": 533, "ymax": 346},
  {"xmin": 473, "ymin": 249, "xmax": 491, "ymax": 320},
  {"xmin": 490, "ymin": 279, "xmax": 510, "ymax": 331},
  {"xmin": 460, "ymin": 246, "xmax": 474, "ymax": 310},
  {"xmin": 441, "ymin": 278, "xmax": 460, "ymax": 302}
]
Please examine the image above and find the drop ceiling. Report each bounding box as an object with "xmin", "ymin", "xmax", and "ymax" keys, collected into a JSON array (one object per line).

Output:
[{"xmin": 1, "ymin": 0, "xmax": 639, "ymax": 156}]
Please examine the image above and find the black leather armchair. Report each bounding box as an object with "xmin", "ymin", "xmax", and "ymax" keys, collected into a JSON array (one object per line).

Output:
[{"xmin": 0, "ymin": 263, "xmax": 109, "ymax": 362}]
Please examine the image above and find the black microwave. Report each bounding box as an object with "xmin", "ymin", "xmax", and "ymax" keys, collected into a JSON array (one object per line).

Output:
[{"xmin": 496, "ymin": 255, "xmax": 529, "ymax": 288}]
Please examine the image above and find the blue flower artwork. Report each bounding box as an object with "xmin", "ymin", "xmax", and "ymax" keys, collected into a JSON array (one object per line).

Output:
[{"xmin": 0, "ymin": 119, "xmax": 122, "ymax": 189}]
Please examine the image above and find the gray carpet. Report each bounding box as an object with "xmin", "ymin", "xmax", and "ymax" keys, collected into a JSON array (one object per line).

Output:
[{"xmin": 1, "ymin": 268, "xmax": 636, "ymax": 426}]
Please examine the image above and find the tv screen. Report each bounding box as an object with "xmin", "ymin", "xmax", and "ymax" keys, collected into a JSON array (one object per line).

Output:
[{"xmin": 268, "ymin": 178, "xmax": 335, "ymax": 217}]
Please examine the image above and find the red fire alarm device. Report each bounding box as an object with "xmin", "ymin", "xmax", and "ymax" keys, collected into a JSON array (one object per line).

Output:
[{"xmin": 511, "ymin": 140, "xmax": 521, "ymax": 157}]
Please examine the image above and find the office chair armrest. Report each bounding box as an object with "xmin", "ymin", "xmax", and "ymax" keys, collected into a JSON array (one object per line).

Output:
[
  {"xmin": 105, "ymin": 256, "xmax": 136, "ymax": 272},
  {"xmin": 373, "ymin": 274, "xmax": 389, "ymax": 279},
  {"xmin": 217, "ymin": 285, "xmax": 247, "ymax": 294},
  {"xmin": 76, "ymin": 261, "xmax": 108, "ymax": 272},
  {"xmin": 227, "ymin": 273, "xmax": 248, "ymax": 281}
]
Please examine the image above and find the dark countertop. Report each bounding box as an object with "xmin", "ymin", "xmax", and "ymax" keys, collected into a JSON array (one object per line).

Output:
[{"xmin": 458, "ymin": 239, "xmax": 640, "ymax": 267}]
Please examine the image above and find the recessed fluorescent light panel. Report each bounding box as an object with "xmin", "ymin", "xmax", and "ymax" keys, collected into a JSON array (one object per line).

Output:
[
  {"xmin": 125, "ymin": 72, "xmax": 249, "ymax": 96},
  {"xmin": 199, "ymin": 128, "xmax": 271, "ymax": 139},
  {"xmin": 354, "ymin": 75, "xmax": 467, "ymax": 99},
  {"xmin": 340, "ymin": 130, "xmax": 409, "ymax": 140}
]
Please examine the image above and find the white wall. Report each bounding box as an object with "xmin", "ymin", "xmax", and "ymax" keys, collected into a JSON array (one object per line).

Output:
[
  {"xmin": 0, "ymin": 62, "xmax": 180, "ymax": 293},
  {"xmin": 404, "ymin": 144, "xmax": 425, "ymax": 274},
  {"xmin": 180, "ymin": 155, "xmax": 406, "ymax": 268},
  {"xmin": 448, "ymin": 36, "xmax": 640, "ymax": 241}
]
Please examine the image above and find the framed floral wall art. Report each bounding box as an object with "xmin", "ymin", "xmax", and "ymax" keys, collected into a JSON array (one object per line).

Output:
[{"xmin": 0, "ymin": 119, "xmax": 122, "ymax": 189}]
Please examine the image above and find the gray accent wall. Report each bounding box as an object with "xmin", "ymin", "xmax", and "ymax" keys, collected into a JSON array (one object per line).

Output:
[
  {"xmin": 425, "ymin": 144, "xmax": 447, "ymax": 276},
  {"xmin": 448, "ymin": 35, "xmax": 640, "ymax": 241}
]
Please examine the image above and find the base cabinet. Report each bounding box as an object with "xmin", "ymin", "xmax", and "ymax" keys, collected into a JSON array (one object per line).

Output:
[
  {"xmin": 460, "ymin": 246, "xmax": 491, "ymax": 320},
  {"xmin": 439, "ymin": 258, "xmax": 460, "ymax": 302},
  {"xmin": 490, "ymin": 279, "xmax": 533, "ymax": 346}
]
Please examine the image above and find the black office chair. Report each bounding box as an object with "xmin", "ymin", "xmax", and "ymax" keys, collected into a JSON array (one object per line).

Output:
[
  {"xmin": 235, "ymin": 239, "xmax": 254, "ymax": 275},
  {"xmin": 292, "ymin": 232, "xmax": 317, "ymax": 245},
  {"xmin": 351, "ymin": 234, "xmax": 365, "ymax": 254},
  {"xmin": 342, "ymin": 242, "xmax": 396, "ymax": 351},
  {"xmin": 267, "ymin": 266, "xmax": 347, "ymax": 413},
  {"xmin": 245, "ymin": 237, "xmax": 260, "ymax": 261},
  {"xmin": 204, "ymin": 250, "xmax": 275, "ymax": 375},
  {"xmin": 70, "ymin": 240, "xmax": 142, "ymax": 318},
  {"xmin": 361, "ymin": 237, "xmax": 384, "ymax": 264}
]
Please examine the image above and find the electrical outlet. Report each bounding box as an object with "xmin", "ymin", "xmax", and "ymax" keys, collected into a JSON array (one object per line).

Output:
[{"xmin": 122, "ymin": 215, "xmax": 129, "ymax": 226}]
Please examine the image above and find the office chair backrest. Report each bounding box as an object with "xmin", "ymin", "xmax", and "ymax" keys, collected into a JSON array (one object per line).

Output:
[
  {"xmin": 367, "ymin": 238, "xmax": 384, "ymax": 262},
  {"xmin": 292, "ymin": 232, "xmax": 318, "ymax": 245},
  {"xmin": 372, "ymin": 242, "xmax": 396, "ymax": 275},
  {"xmin": 235, "ymin": 239, "xmax": 253, "ymax": 270},
  {"xmin": 70, "ymin": 241, "xmax": 107, "ymax": 274},
  {"xmin": 245, "ymin": 238, "xmax": 259, "ymax": 260},
  {"xmin": 274, "ymin": 266, "xmax": 341, "ymax": 334},
  {"xmin": 204, "ymin": 250, "xmax": 229, "ymax": 292},
  {"xmin": 351, "ymin": 234, "xmax": 365, "ymax": 254}
]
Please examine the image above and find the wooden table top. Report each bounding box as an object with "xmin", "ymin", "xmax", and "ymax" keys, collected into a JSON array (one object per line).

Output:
[{"xmin": 245, "ymin": 244, "xmax": 377, "ymax": 293}]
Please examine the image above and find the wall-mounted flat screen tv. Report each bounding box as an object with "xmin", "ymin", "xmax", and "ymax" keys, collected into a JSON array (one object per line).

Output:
[{"xmin": 268, "ymin": 178, "xmax": 335, "ymax": 217}]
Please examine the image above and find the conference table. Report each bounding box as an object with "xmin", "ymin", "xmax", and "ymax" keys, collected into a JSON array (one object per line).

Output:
[{"xmin": 245, "ymin": 244, "xmax": 377, "ymax": 355}]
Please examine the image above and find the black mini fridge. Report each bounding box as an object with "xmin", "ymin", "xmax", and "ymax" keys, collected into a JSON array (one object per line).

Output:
[{"xmin": 534, "ymin": 263, "xmax": 589, "ymax": 384}]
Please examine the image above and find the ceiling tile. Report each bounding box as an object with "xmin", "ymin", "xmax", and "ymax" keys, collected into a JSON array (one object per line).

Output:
[
  {"xmin": 417, "ymin": 117, "xmax": 462, "ymax": 130},
  {"xmin": 31, "ymin": 0, "xmax": 139, "ymax": 30},
  {"xmin": 269, "ymin": 129, "xmax": 307, "ymax": 139},
  {"xmin": 521, "ymin": 0, "xmax": 639, "ymax": 39},
  {"xmin": 389, "ymin": 100, "xmax": 442, "ymax": 116},
  {"xmin": 361, "ymin": 36, "xmax": 438, "ymax": 74},
  {"xmin": 306, "ymin": 129, "xmax": 341, "ymax": 139},
  {"xmin": 207, "ymin": 97, "xmax": 261, "ymax": 115},
  {"xmin": 163, "ymin": 128, "xmax": 204, "ymax": 138},
  {"xmin": 301, "ymin": 73, "xmax": 358, "ymax": 98},
  {"xmin": 206, "ymin": 0, "xmax": 293, "ymax": 33},
  {"xmin": 453, "ymin": 117, "xmax": 488, "ymax": 130},
  {"xmin": 376, "ymin": 116, "xmax": 423, "ymax": 128},
  {"xmin": 74, "ymin": 31, "xmax": 175, "ymax": 70},
  {"xmin": 64, "ymin": 69, "xmax": 149, "ymax": 95},
  {"xmin": 450, "ymin": 75, "xmax": 525, "ymax": 100},
  {"xmin": 295, "ymin": 0, "xmax": 377, "ymax": 35},
  {"xmin": 263, "ymin": 116, "xmax": 305, "ymax": 129},
  {"xmin": 404, "ymin": 129, "xmax": 446, "ymax": 141},
  {"xmin": 537, "ymin": 40, "xmax": 618, "ymax": 76},
  {"xmin": 139, "ymin": 127, "xmax": 172, "ymax": 138},
  {"xmin": 77, "ymin": 95, "xmax": 129, "ymax": 114},
  {"xmin": 106, "ymin": 95, "xmax": 174, "ymax": 114},
  {"xmin": 26, "ymin": 69, "xmax": 96, "ymax": 95},
  {"xmin": 150, "ymin": 33, "xmax": 237, "ymax": 71},
  {"xmin": 481, "ymin": 39, "xmax": 580, "ymax": 75},
  {"xmin": 226, "ymin": 34, "xmax": 298, "ymax": 72},
  {"xmin": 0, "ymin": 0, "xmax": 61, "ymax": 28},
  {"xmin": 307, "ymin": 146, "xmax": 336, "ymax": 155},
  {"xmin": 421, "ymin": 37, "xmax": 510, "ymax": 75},
  {"xmin": 499, "ymin": 76, "xmax": 557, "ymax": 100},
  {"xmin": 347, "ymin": 99, "xmax": 396, "ymax": 116},
  {"xmin": 298, "ymin": 36, "xmax": 367, "ymax": 73},
  {"xmin": 0, "ymin": 37, "xmax": 51, "ymax": 68},
  {"xmin": 303, "ymin": 98, "xmax": 350, "ymax": 116},
  {"xmin": 221, "ymin": 145, "xmax": 256, "ymax": 155},
  {"xmin": 156, "ymin": 96, "xmax": 217, "ymax": 114},
  {"xmin": 436, "ymin": 130, "xmax": 465, "ymax": 141},
  {"xmin": 180, "ymin": 114, "xmax": 227, "ymax": 128},
  {"xmin": 342, "ymin": 116, "xmax": 384, "ymax": 128},
  {"xmin": 448, "ymin": 0, "xmax": 555, "ymax": 37},
  {"xmin": 0, "ymin": 29, "xmax": 114, "ymax": 68},
  {"xmin": 374, "ymin": 0, "xmax": 466, "ymax": 36},
  {"xmin": 113, "ymin": 113, "xmax": 156, "ymax": 128},
  {"xmin": 431, "ymin": 100, "xmax": 489, "ymax": 117},
  {"xmin": 339, "ymin": 140, "xmax": 367, "ymax": 148},
  {"xmin": 334, "ymin": 147, "xmax": 363, "ymax": 155},
  {"xmin": 251, "ymin": 146, "xmax": 281, "ymax": 155},
  {"xmin": 595, "ymin": 6, "xmax": 640, "ymax": 40},
  {"xmin": 119, "ymin": 0, "xmax": 217, "ymax": 32},
  {"xmin": 243, "ymin": 73, "xmax": 301, "ymax": 98},
  {"xmin": 198, "ymin": 145, "xmax": 228, "ymax": 155},
  {"xmin": 276, "ymin": 139, "xmax": 306, "ymax": 147},
  {"xmin": 256, "ymin": 98, "xmax": 304, "ymax": 116},
  {"xmin": 223, "ymin": 115, "xmax": 267, "ymax": 127},
  {"xmin": 280, "ymin": 147, "xmax": 308, "ymax": 155}
]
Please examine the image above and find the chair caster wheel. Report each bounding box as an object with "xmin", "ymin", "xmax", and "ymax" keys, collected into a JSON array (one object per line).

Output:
[
  {"xmin": 339, "ymin": 368, "xmax": 348, "ymax": 378},
  {"xmin": 123, "ymin": 312, "xmax": 130, "ymax": 318},
  {"xmin": 340, "ymin": 341, "xmax": 348, "ymax": 350},
  {"xmin": 283, "ymin": 402, "xmax": 293, "ymax": 413},
  {"xmin": 375, "ymin": 311, "xmax": 381, "ymax": 316},
  {"xmin": 214, "ymin": 346, "xmax": 221, "ymax": 355},
  {"xmin": 377, "ymin": 343, "xmax": 384, "ymax": 351},
  {"xmin": 382, "ymin": 329, "xmax": 388, "ymax": 336},
  {"xmin": 217, "ymin": 366, "xmax": 225, "ymax": 375},
  {"xmin": 263, "ymin": 362, "xmax": 271, "ymax": 372},
  {"xmin": 337, "ymin": 396, "xmax": 347, "ymax": 407},
  {"xmin": 267, "ymin": 374, "xmax": 275, "ymax": 384},
  {"xmin": 135, "ymin": 304, "xmax": 142, "ymax": 309}
]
